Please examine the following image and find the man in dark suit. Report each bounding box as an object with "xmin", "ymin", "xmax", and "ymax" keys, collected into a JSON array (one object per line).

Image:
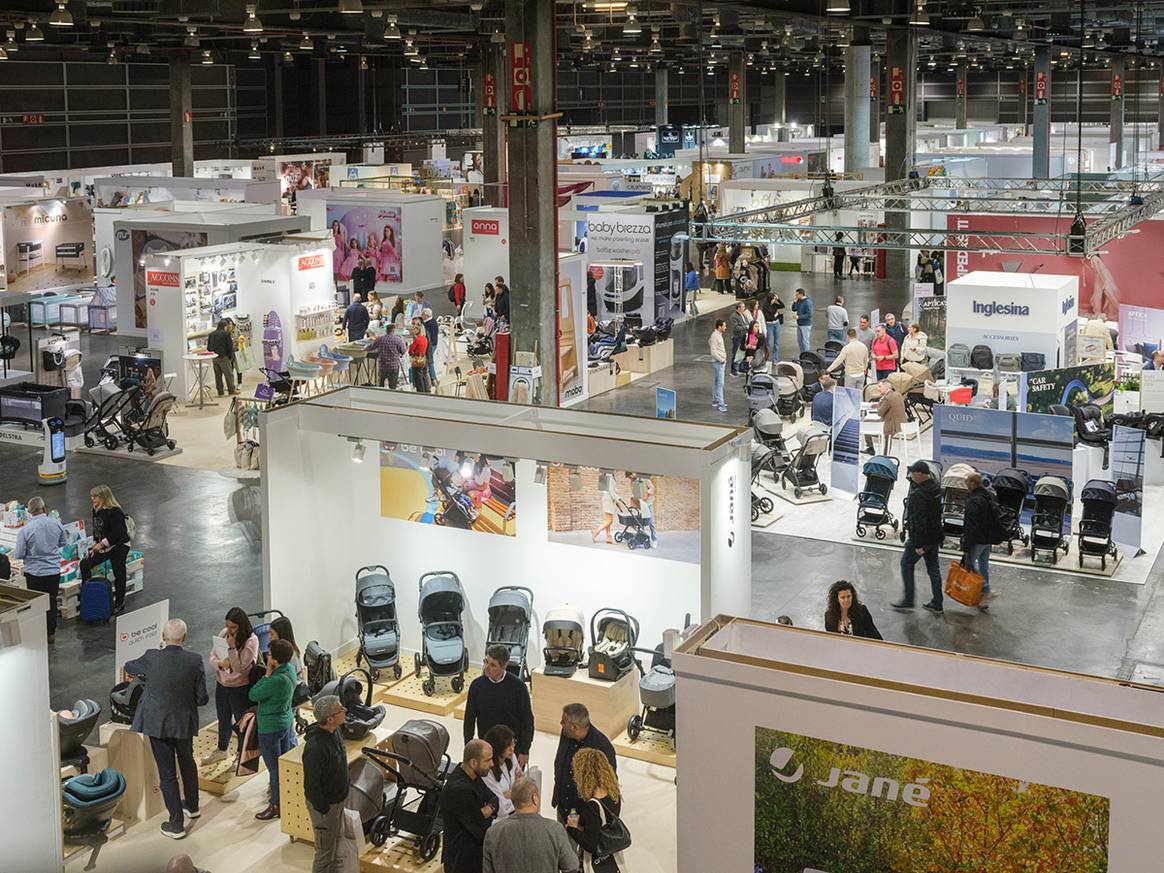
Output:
[{"xmin": 124, "ymin": 618, "xmax": 209, "ymax": 841}]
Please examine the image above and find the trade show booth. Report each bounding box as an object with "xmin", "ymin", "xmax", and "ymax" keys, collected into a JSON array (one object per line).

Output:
[
  {"xmin": 0, "ymin": 195, "xmax": 95, "ymax": 295},
  {"xmin": 262, "ymin": 389, "xmax": 751, "ymax": 666},
  {"xmin": 93, "ymin": 175, "xmax": 278, "ymax": 208},
  {"xmin": 249, "ymin": 152, "xmax": 346, "ymax": 202}
]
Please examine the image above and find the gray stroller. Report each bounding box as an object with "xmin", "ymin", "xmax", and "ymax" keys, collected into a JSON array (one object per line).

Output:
[
  {"xmin": 414, "ymin": 571, "xmax": 469, "ymax": 696},
  {"xmin": 356, "ymin": 565, "xmax": 402, "ymax": 681},
  {"xmin": 625, "ymin": 619, "xmax": 686, "ymax": 746},
  {"xmin": 486, "ymin": 585, "xmax": 534, "ymax": 683}
]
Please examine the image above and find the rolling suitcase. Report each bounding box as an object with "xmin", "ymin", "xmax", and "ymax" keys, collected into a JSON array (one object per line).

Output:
[{"xmin": 80, "ymin": 579, "xmax": 112, "ymax": 624}]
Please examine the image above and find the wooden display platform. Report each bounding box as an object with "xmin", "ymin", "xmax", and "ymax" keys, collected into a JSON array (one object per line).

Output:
[
  {"xmin": 333, "ymin": 648, "xmax": 410, "ymax": 696},
  {"xmin": 360, "ymin": 838, "xmax": 444, "ymax": 873},
  {"xmin": 378, "ymin": 667, "xmax": 480, "ymax": 717},
  {"xmin": 612, "ymin": 728, "xmax": 677, "ymax": 768},
  {"xmin": 615, "ymin": 337, "xmax": 674, "ymax": 375},
  {"xmin": 192, "ymin": 720, "xmax": 263, "ymax": 796},
  {"xmin": 530, "ymin": 666, "xmax": 639, "ymax": 740}
]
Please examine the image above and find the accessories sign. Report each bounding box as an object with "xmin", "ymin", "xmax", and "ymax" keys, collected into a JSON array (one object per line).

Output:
[{"xmin": 145, "ymin": 270, "xmax": 179, "ymax": 287}]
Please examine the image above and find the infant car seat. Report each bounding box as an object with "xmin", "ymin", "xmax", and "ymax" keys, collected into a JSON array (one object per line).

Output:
[
  {"xmin": 62, "ymin": 767, "xmax": 127, "ymax": 836},
  {"xmin": 59, "ymin": 699, "xmax": 102, "ymax": 773},
  {"xmin": 587, "ymin": 608, "xmax": 640, "ymax": 682},
  {"xmin": 109, "ymin": 678, "xmax": 145, "ymax": 725},
  {"xmin": 315, "ymin": 667, "xmax": 386, "ymax": 741},
  {"xmin": 653, "ymin": 317, "xmax": 675, "ymax": 340}
]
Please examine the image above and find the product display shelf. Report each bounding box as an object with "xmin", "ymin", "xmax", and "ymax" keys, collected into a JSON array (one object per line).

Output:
[
  {"xmin": 331, "ymin": 649, "xmax": 409, "ymax": 697},
  {"xmin": 193, "ymin": 720, "xmax": 264, "ymax": 795},
  {"xmin": 613, "ymin": 337, "xmax": 675, "ymax": 375},
  {"xmin": 611, "ymin": 728, "xmax": 677, "ymax": 768},
  {"xmin": 378, "ymin": 666, "xmax": 481, "ymax": 717},
  {"xmin": 360, "ymin": 837, "xmax": 445, "ymax": 873},
  {"xmin": 280, "ymin": 732, "xmax": 394, "ymax": 845},
  {"xmin": 530, "ymin": 667, "xmax": 640, "ymax": 740}
]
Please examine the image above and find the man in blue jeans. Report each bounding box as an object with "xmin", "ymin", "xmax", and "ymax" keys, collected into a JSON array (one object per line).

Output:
[
  {"xmin": 891, "ymin": 462, "xmax": 946, "ymax": 613},
  {"xmin": 709, "ymin": 319, "xmax": 727, "ymax": 412},
  {"xmin": 961, "ymin": 472, "xmax": 1000, "ymax": 610},
  {"xmin": 791, "ymin": 288, "xmax": 813, "ymax": 355}
]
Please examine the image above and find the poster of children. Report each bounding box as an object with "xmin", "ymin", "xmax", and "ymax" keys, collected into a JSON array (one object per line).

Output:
[
  {"xmin": 380, "ymin": 444, "xmax": 516, "ymax": 536},
  {"xmin": 328, "ymin": 204, "xmax": 403, "ymax": 287}
]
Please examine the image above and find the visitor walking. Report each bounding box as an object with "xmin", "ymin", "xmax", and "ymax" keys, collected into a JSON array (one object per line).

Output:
[
  {"xmin": 791, "ymin": 289, "xmax": 814, "ymax": 355},
  {"xmin": 709, "ymin": 319, "xmax": 727, "ymax": 413},
  {"xmin": 892, "ymin": 461, "xmax": 946, "ymax": 613},
  {"xmin": 12, "ymin": 495, "xmax": 67, "ymax": 643},
  {"xmin": 826, "ymin": 296, "xmax": 849, "ymax": 344}
]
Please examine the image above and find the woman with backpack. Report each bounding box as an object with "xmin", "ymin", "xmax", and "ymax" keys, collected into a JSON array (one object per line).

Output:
[{"xmin": 79, "ymin": 485, "xmax": 132, "ymax": 615}]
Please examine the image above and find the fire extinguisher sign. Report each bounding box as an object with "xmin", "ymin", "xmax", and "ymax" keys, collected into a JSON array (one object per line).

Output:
[
  {"xmin": 1035, "ymin": 70, "xmax": 1047, "ymax": 105},
  {"xmin": 888, "ymin": 66, "xmax": 905, "ymax": 114},
  {"xmin": 729, "ymin": 71, "xmax": 741, "ymax": 105},
  {"xmin": 510, "ymin": 42, "xmax": 532, "ymax": 113},
  {"xmin": 1112, "ymin": 73, "xmax": 1123, "ymax": 102},
  {"xmin": 483, "ymin": 71, "xmax": 497, "ymax": 116}
]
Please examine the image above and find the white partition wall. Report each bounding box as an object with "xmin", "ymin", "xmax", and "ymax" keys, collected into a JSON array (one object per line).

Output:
[
  {"xmin": 262, "ymin": 389, "xmax": 751, "ymax": 660},
  {"xmin": 675, "ymin": 616, "xmax": 1164, "ymax": 873}
]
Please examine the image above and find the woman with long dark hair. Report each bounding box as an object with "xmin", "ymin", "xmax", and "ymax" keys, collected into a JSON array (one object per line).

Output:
[
  {"xmin": 482, "ymin": 724, "xmax": 521, "ymax": 819},
  {"xmin": 268, "ymin": 615, "xmax": 303, "ymax": 680},
  {"xmin": 203, "ymin": 606, "xmax": 259, "ymax": 765},
  {"xmin": 823, "ymin": 580, "xmax": 882, "ymax": 639}
]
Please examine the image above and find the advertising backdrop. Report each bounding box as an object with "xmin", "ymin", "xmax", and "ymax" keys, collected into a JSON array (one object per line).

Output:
[
  {"xmin": 755, "ymin": 726, "xmax": 1110, "ymax": 873},
  {"xmin": 545, "ymin": 466, "xmax": 700, "ymax": 564},
  {"xmin": 913, "ymin": 295, "xmax": 946, "ymax": 351},
  {"xmin": 1, "ymin": 200, "xmax": 94, "ymax": 294},
  {"xmin": 130, "ymin": 229, "xmax": 208, "ymax": 329},
  {"xmin": 585, "ymin": 210, "xmax": 687, "ymax": 323},
  {"xmin": 1117, "ymin": 304, "xmax": 1164, "ymax": 361},
  {"xmin": 379, "ymin": 444, "xmax": 516, "ymax": 536},
  {"xmin": 558, "ymin": 253, "xmax": 588, "ymax": 407},
  {"xmin": 328, "ymin": 204, "xmax": 403, "ymax": 286},
  {"xmin": 1020, "ymin": 362, "xmax": 1116, "ymax": 418},
  {"xmin": 830, "ymin": 386, "xmax": 861, "ymax": 494},
  {"xmin": 1110, "ymin": 424, "xmax": 1145, "ymax": 551}
]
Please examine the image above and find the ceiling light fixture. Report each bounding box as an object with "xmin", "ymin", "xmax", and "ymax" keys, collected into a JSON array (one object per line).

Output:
[
  {"xmin": 299, "ymin": 33, "xmax": 313, "ymax": 50},
  {"xmin": 384, "ymin": 15, "xmax": 400, "ymax": 39},
  {"xmin": 826, "ymin": 0, "xmax": 850, "ymax": 13},
  {"xmin": 201, "ymin": 49, "xmax": 213, "ymax": 65},
  {"xmin": 0, "ymin": 46, "xmax": 6, "ymax": 61},
  {"xmin": 623, "ymin": 8, "xmax": 641, "ymax": 37},
  {"xmin": 338, "ymin": 0, "xmax": 364, "ymax": 13},
  {"xmin": 49, "ymin": 2, "xmax": 72, "ymax": 28},
  {"xmin": 283, "ymin": 50, "xmax": 292, "ymax": 61},
  {"xmin": 244, "ymin": 5, "xmax": 263, "ymax": 34},
  {"xmin": 248, "ymin": 42, "xmax": 261, "ymax": 60},
  {"xmin": 909, "ymin": 3, "xmax": 929, "ymax": 26},
  {"xmin": 26, "ymin": 21, "xmax": 44, "ymax": 42},
  {"xmin": 966, "ymin": 12, "xmax": 985, "ymax": 32}
]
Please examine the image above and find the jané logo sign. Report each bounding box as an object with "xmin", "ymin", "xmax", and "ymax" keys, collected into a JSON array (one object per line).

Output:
[
  {"xmin": 769, "ymin": 748, "xmax": 932, "ymax": 807},
  {"xmin": 972, "ymin": 300, "xmax": 1031, "ymax": 317}
]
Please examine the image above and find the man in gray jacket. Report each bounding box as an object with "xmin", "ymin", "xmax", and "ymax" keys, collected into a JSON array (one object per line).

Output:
[
  {"xmin": 483, "ymin": 778, "xmax": 580, "ymax": 873},
  {"xmin": 123, "ymin": 618, "xmax": 209, "ymax": 840}
]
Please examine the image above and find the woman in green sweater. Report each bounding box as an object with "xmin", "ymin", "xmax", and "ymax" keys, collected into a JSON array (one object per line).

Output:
[{"xmin": 250, "ymin": 638, "xmax": 298, "ymax": 820}]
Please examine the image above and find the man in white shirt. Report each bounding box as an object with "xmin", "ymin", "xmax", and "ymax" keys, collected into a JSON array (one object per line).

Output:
[
  {"xmin": 826, "ymin": 296, "xmax": 849, "ymax": 344},
  {"xmin": 709, "ymin": 319, "xmax": 727, "ymax": 413},
  {"xmin": 826, "ymin": 328, "xmax": 870, "ymax": 390}
]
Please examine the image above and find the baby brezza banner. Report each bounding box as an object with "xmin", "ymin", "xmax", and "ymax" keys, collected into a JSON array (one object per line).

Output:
[{"xmin": 585, "ymin": 216, "xmax": 655, "ymax": 321}]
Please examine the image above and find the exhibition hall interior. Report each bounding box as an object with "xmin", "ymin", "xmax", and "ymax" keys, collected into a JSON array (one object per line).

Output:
[{"xmin": 5, "ymin": 0, "xmax": 1164, "ymax": 870}]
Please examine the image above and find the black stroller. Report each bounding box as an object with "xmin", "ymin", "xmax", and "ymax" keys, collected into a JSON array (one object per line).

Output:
[
  {"xmin": 1030, "ymin": 475, "xmax": 1072, "ymax": 562},
  {"xmin": 746, "ymin": 372, "xmax": 779, "ymax": 419},
  {"xmin": 486, "ymin": 585, "xmax": 534, "ymax": 682},
  {"xmin": 799, "ymin": 351, "xmax": 825, "ymax": 400},
  {"xmin": 856, "ymin": 455, "xmax": 900, "ymax": 540},
  {"xmin": 360, "ymin": 719, "xmax": 453, "ymax": 862},
  {"xmin": 613, "ymin": 498, "xmax": 653, "ymax": 550},
  {"xmin": 780, "ymin": 425, "xmax": 831, "ymax": 498},
  {"xmin": 773, "ymin": 362, "xmax": 805, "ymax": 421},
  {"xmin": 430, "ymin": 465, "xmax": 479, "ymax": 530},
  {"xmin": 259, "ymin": 366, "xmax": 297, "ymax": 406},
  {"xmin": 819, "ymin": 340, "xmax": 844, "ymax": 368},
  {"xmin": 82, "ymin": 382, "xmax": 141, "ymax": 451},
  {"xmin": 751, "ymin": 409, "xmax": 793, "ymax": 477},
  {"xmin": 941, "ymin": 463, "xmax": 977, "ymax": 546},
  {"xmin": 415, "ymin": 571, "xmax": 469, "ymax": 695},
  {"xmin": 625, "ymin": 620, "xmax": 686, "ymax": 746},
  {"xmin": 1077, "ymin": 479, "xmax": 1118, "ymax": 570},
  {"xmin": 991, "ymin": 468, "xmax": 1031, "ymax": 555},
  {"xmin": 356, "ymin": 565, "xmax": 402, "ymax": 681},
  {"xmin": 751, "ymin": 443, "xmax": 777, "ymax": 522}
]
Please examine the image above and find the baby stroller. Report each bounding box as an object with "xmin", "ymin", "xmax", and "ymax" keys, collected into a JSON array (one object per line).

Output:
[
  {"xmin": 122, "ymin": 391, "xmax": 177, "ymax": 456},
  {"xmin": 856, "ymin": 455, "xmax": 900, "ymax": 540},
  {"xmin": 414, "ymin": 571, "xmax": 469, "ymax": 696},
  {"xmin": 991, "ymin": 468, "xmax": 1031, "ymax": 555},
  {"xmin": 486, "ymin": 585, "xmax": 534, "ymax": 682},
  {"xmin": 429, "ymin": 464, "xmax": 479, "ymax": 530},
  {"xmin": 246, "ymin": 608, "xmax": 285, "ymax": 660},
  {"xmin": 82, "ymin": 382, "xmax": 140, "ymax": 451},
  {"xmin": 360, "ymin": 720, "xmax": 452, "ymax": 862},
  {"xmin": 465, "ymin": 315, "xmax": 496, "ymax": 358},
  {"xmin": 626, "ymin": 621, "xmax": 686, "ymax": 745},
  {"xmin": 1077, "ymin": 479, "xmax": 1118, "ymax": 570},
  {"xmin": 259, "ymin": 366, "xmax": 297, "ymax": 405},
  {"xmin": 356, "ymin": 565, "xmax": 402, "ymax": 681},
  {"xmin": 773, "ymin": 362, "xmax": 804, "ymax": 421},
  {"xmin": 588, "ymin": 608, "xmax": 640, "ymax": 681},
  {"xmin": 543, "ymin": 604, "xmax": 585, "ymax": 677},
  {"xmin": 820, "ymin": 340, "xmax": 844, "ymax": 367},
  {"xmin": 799, "ymin": 351, "xmax": 825, "ymax": 399},
  {"xmin": 613, "ymin": 498, "xmax": 653, "ymax": 550},
  {"xmin": 941, "ymin": 463, "xmax": 978, "ymax": 545},
  {"xmin": 315, "ymin": 667, "xmax": 387, "ymax": 740},
  {"xmin": 746, "ymin": 372, "xmax": 778, "ymax": 419},
  {"xmin": 61, "ymin": 767, "xmax": 127, "ymax": 869},
  {"xmin": 752, "ymin": 409, "xmax": 793, "ymax": 472},
  {"xmin": 751, "ymin": 443, "xmax": 777, "ymax": 521},
  {"xmin": 780, "ymin": 425, "xmax": 831, "ymax": 498},
  {"xmin": 1030, "ymin": 475, "xmax": 1072, "ymax": 562}
]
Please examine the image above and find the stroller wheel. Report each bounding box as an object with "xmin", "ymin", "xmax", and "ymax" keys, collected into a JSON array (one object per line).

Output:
[
  {"xmin": 418, "ymin": 832, "xmax": 441, "ymax": 863},
  {"xmin": 1079, "ymin": 552, "xmax": 1084, "ymax": 569},
  {"xmin": 819, "ymin": 483, "xmax": 828, "ymax": 496},
  {"xmin": 370, "ymin": 818, "xmax": 391, "ymax": 847},
  {"xmin": 84, "ymin": 434, "xmax": 95, "ymax": 448},
  {"xmin": 614, "ymin": 531, "xmax": 624, "ymax": 543},
  {"xmin": 393, "ymin": 664, "xmax": 403, "ymax": 681},
  {"xmin": 760, "ymin": 497, "xmax": 774, "ymax": 514},
  {"xmin": 891, "ymin": 519, "xmax": 899, "ymax": 531},
  {"xmin": 422, "ymin": 677, "xmax": 436, "ymax": 697},
  {"xmin": 1007, "ymin": 541, "xmax": 1014, "ymax": 555},
  {"xmin": 452, "ymin": 674, "xmax": 465, "ymax": 693},
  {"xmin": 370, "ymin": 668, "xmax": 380, "ymax": 682},
  {"xmin": 856, "ymin": 525, "xmax": 866, "ymax": 537},
  {"xmin": 875, "ymin": 528, "xmax": 886, "ymax": 540},
  {"xmin": 794, "ymin": 487, "xmax": 802, "ymax": 499},
  {"xmin": 413, "ymin": 652, "xmax": 422, "ymax": 677},
  {"xmin": 146, "ymin": 447, "xmax": 155, "ymax": 456},
  {"xmin": 751, "ymin": 505, "xmax": 760, "ymax": 523},
  {"xmin": 627, "ymin": 714, "xmax": 643, "ymax": 742},
  {"xmin": 104, "ymin": 436, "xmax": 118, "ymax": 451},
  {"xmin": 167, "ymin": 440, "xmax": 176, "ymax": 450}
]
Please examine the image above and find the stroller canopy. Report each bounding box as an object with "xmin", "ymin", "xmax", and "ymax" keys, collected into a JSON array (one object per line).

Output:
[
  {"xmin": 800, "ymin": 426, "xmax": 832, "ymax": 456},
  {"xmin": 862, "ymin": 456, "xmax": 899, "ymax": 481},
  {"xmin": 992, "ymin": 467, "xmax": 1030, "ymax": 494},
  {"xmin": 914, "ymin": 459, "xmax": 943, "ymax": 482},
  {"xmin": 488, "ymin": 587, "xmax": 532, "ymax": 621},
  {"xmin": 752, "ymin": 408, "xmax": 782, "ymax": 439},
  {"xmin": 639, "ymin": 664, "xmax": 676, "ymax": 709},
  {"xmin": 1081, "ymin": 479, "xmax": 1117, "ymax": 505},
  {"xmin": 1033, "ymin": 476, "xmax": 1071, "ymax": 502},
  {"xmin": 774, "ymin": 361, "xmax": 804, "ymax": 389},
  {"xmin": 418, "ymin": 572, "xmax": 465, "ymax": 620},
  {"xmin": 748, "ymin": 373, "xmax": 777, "ymax": 394},
  {"xmin": 390, "ymin": 719, "xmax": 450, "ymax": 790},
  {"xmin": 942, "ymin": 463, "xmax": 978, "ymax": 491}
]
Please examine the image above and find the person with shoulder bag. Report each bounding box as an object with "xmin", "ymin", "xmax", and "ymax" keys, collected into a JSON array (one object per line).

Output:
[
  {"xmin": 565, "ymin": 748, "xmax": 630, "ymax": 873},
  {"xmin": 79, "ymin": 485, "xmax": 133, "ymax": 615},
  {"xmin": 960, "ymin": 472, "xmax": 1006, "ymax": 610}
]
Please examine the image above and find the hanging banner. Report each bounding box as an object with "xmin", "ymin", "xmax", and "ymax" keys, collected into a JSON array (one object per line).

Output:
[
  {"xmin": 914, "ymin": 295, "xmax": 946, "ymax": 351},
  {"xmin": 1035, "ymin": 70, "xmax": 1048, "ymax": 105},
  {"xmin": 888, "ymin": 66, "xmax": 905, "ymax": 114},
  {"xmin": 869, "ymin": 75, "xmax": 877, "ymax": 99},
  {"xmin": 1110, "ymin": 425, "xmax": 1144, "ymax": 551},
  {"xmin": 115, "ymin": 599, "xmax": 169, "ymax": 683},
  {"xmin": 1019, "ymin": 76, "xmax": 1027, "ymax": 96},
  {"xmin": 510, "ymin": 41, "xmax": 532, "ymax": 113},
  {"xmin": 483, "ymin": 71, "xmax": 497, "ymax": 116},
  {"xmin": 830, "ymin": 386, "xmax": 861, "ymax": 495},
  {"xmin": 956, "ymin": 77, "xmax": 965, "ymax": 98},
  {"xmin": 1020, "ymin": 362, "xmax": 1116, "ymax": 418},
  {"xmin": 1112, "ymin": 73, "xmax": 1123, "ymax": 102}
]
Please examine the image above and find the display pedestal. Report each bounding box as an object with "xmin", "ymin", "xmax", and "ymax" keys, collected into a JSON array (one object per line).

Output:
[
  {"xmin": 360, "ymin": 840, "xmax": 444, "ymax": 873},
  {"xmin": 378, "ymin": 666, "xmax": 480, "ymax": 716},
  {"xmin": 612, "ymin": 729, "xmax": 677, "ymax": 767},
  {"xmin": 615, "ymin": 338, "xmax": 674, "ymax": 375},
  {"xmin": 586, "ymin": 362, "xmax": 636, "ymax": 397},
  {"xmin": 192, "ymin": 719, "xmax": 264, "ymax": 795},
  {"xmin": 281, "ymin": 733, "xmax": 392, "ymax": 844},
  {"xmin": 98, "ymin": 722, "xmax": 167, "ymax": 823},
  {"xmin": 530, "ymin": 667, "xmax": 640, "ymax": 739}
]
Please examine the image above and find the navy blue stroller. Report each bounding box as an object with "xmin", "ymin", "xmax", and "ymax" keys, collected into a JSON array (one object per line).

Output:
[{"xmin": 856, "ymin": 455, "xmax": 900, "ymax": 539}]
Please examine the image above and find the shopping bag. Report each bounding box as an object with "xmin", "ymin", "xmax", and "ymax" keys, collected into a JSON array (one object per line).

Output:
[
  {"xmin": 944, "ymin": 559, "xmax": 984, "ymax": 607},
  {"xmin": 342, "ymin": 807, "xmax": 366, "ymax": 856}
]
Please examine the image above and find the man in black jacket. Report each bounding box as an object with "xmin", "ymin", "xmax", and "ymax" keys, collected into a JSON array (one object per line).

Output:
[
  {"xmin": 206, "ymin": 319, "xmax": 237, "ymax": 396},
  {"xmin": 342, "ymin": 294, "xmax": 370, "ymax": 341},
  {"xmin": 463, "ymin": 645, "xmax": 534, "ymax": 767},
  {"xmin": 302, "ymin": 695, "xmax": 349, "ymax": 873},
  {"xmin": 551, "ymin": 704, "xmax": 616, "ymax": 824},
  {"xmin": 351, "ymin": 256, "xmax": 376, "ymax": 301},
  {"xmin": 893, "ymin": 461, "xmax": 946, "ymax": 614},
  {"xmin": 962, "ymin": 471, "xmax": 1000, "ymax": 609},
  {"xmin": 440, "ymin": 739, "xmax": 496, "ymax": 873}
]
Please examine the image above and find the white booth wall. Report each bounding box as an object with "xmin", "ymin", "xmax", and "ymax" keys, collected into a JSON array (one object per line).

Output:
[
  {"xmin": 94, "ymin": 175, "xmax": 278, "ymax": 207},
  {"xmin": 462, "ymin": 206, "xmax": 510, "ymax": 307},
  {"xmin": 194, "ymin": 159, "xmax": 256, "ymax": 180},
  {"xmin": 262, "ymin": 392, "xmax": 751, "ymax": 662}
]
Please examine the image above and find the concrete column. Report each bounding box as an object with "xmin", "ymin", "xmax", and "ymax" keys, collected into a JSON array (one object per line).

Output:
[
  {"xmin": 314, "ymin": 58, "xmax": 327, "ymax": 137},
  {"xmin": 481, "ymin": 42, "xmax": 507, "ymax": 207},
  {"xmin": 773, "ymin": 72, "xmax": 786, "ymax": 132},
  {"xmin": 270, "ymin": 52, "xmax": 284, "ymax": 140},
  {"xmin": 844, "ymin": 43, "xmax": 871, "ymax": 174},
  {"xmin": 1110, "ymin": 57, "xmax": 1126, "ymax": 170},
  {"xmin": 168, "ymin": 53, "xmax": 194, "ymax": 177},
  {"xmin": 1033, "ymin": 46, "xmax": 1051, "ymax": 179},
  {"xmin": 870, "ymin": 61, "xmax": 880, "ymax": 146},
  {"xmin": 504, "ymin": 0, "xmax": 558, "ymax": 406},
  {"xmin": 955, "ymin": 61, "xmax": 967, "ymax": 129},
  {"xmin": 654, "ymin": 67, "xmax": 668, "ymax": 127},
  {"xmin": 1158, "ymin": 73, "xmax": 1164, "ymax": 147},
  {"xmin": 884, "ymin": 28, "xmax": 915, "ymax": 279},
  {"xmin": 728, "ymin": 51, "xmax": 746, "ymax": 153}
]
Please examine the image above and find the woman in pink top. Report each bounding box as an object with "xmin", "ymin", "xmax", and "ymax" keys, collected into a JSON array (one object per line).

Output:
[
  {"xmin": 338, "ymin": 238, "xmax": 360, "ymax": 282},
  {"xmin": 331, "ymin": 220, "xmax": 347, "ymax": 278},
  {"xmin": 379, "ymin": 224, "xmax": 401, "ymax": 282},
  {"xmin": 202, "ymin": 606, "xmax": 259, "ymax": 764},
  {"xmin": 870, "ymin": 324, "xmax": 899, "ymax": 381},
  {"xmin": 364, "ymin": 232, "xmax": 381, "ymax": 275}
]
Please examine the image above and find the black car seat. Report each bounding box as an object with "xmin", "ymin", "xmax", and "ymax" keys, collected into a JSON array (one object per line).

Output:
[
  {"xmin": 315, "ymin": 668, "xmax": 386, "ymax": 741},
  {"xmin": 1072, "ymin": 403, "xmax": 1112, "ymax": 468},
  {"xmin": 59, "ymin": 699, "xmax": 102, "ymax": 773}
]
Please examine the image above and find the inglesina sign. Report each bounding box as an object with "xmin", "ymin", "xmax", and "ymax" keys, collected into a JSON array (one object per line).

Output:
[{"xmin": 972, "ymin": 300, "xmax": 1031, "ymax": 318}]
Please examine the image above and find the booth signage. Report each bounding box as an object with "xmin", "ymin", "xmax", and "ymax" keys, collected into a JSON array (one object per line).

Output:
[
  {"xmin": 869, "ymin": 76, "xmax": 877, "ymax": 99},
  {"xmin": 971, "ymin": 300, "xmax": 1031, "ymax": 318},
  {"xmin": 1035, "ymin": 70, "xmax": 1047, "ymax": 104},
  {"xmin": 470, "ymin": 218, "xmax": 500, "ymax": 236},
  {"xmin": 956, "ymin": 77, "xmax": 965, "ymax": 98},
  {"xmin": 830, "ymin": 387, "xmax": 861, "ymax": 495},
  {"xmin": 114, "ymin": 599, "xmax": 169, "ymax": 683},
  {"xmin": 1112, "ymin": 73, "xmax": 1123, "ymax": 102},
  {"xmin": 510, "ymin": 42, "xmax": 532, "ymax": 113},
  {"xmin": 483, "ymin": 71, "xmax": 497, "ymax": 116},
  {"xmin": 729, "ymin": 71, "xmax": 742, "ymax": 105},
  {"xmin": 145, "ymin": 270, "xmax": 179, "ymax": 287},
  {"xmin": 1021, "ymin": 362, "xmax": 1115, "ymax": 418},
  {"xmin": 1117, "ymin": 304, "xmax": 1164, "ymax": 359},
  {"xmin": 297, "ymin": 254, "xmax": 326, "ymax": 271},
  {"xmin": 888, "ymin": 66, "xmax": 905, "ymax": 114}
]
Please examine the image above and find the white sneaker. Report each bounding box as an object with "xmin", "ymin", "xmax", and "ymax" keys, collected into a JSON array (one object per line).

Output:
[{"xmin": 201, "ymin": 748, "xmax": 227, "ymax": 766}]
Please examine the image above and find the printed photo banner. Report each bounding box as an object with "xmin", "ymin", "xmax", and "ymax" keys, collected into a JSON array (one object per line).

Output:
[
  {"xmin": 1020, "ymin": 362, "xmax": 1116, "ymax": 419},
  {"xmin": 830, "ymin": 386, "xmax": 861, "ymax": 495},
  {"xmin": 1117, "ymin": 303, "xmax": 1164, "ymax": 363},
  {"xmin": 754, "ymin": 726, "xmax": 1110, "ymax": 872},
  {"xmin": 1110, "ymin": 424, "xmax": 1145, "ymax": 552},
  {"xmin": 913, "ymin": 295, "xmax": 946, "ymax": 351}
]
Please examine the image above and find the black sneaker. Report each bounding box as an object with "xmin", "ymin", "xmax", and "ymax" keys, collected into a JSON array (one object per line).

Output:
[
  {"xmin": 160, "ymin": 821, "xmax": 186, "ymax": 840},
  {"xmin": 922, "ymin": 601, "xmax": 944, "ymax": 615},
  {"xmin": 890, "ymin": 600, "xmax": 914, "ymax": 610},
  {"xmin": 184, "ymin": 804, "xmax": 200, "ymax": 819}
]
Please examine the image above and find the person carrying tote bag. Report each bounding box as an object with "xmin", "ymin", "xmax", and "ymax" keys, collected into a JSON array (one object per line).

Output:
[{"xmin": 566, "ymin": 748, "xmax": 630, "ymax": 872}]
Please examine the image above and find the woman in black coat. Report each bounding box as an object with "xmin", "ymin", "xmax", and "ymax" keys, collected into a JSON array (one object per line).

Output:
[
  {"xmin": 79, "ymin": 485, "xmax": 131, "ymax": 614},
  {"xmin": 824, "ymin": 580, "xmax": 882, "ymax": 639}
]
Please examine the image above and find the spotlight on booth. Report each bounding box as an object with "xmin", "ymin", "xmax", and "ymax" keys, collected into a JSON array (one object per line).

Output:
[
  {"xmin": 534, "ymin": 463, "xmax": 547, "ymax": 485},
  {"xmin": 569, "ymin": 468, "xmax": 583, "ymax": 492},
  {"xmin": 348, "ymin": 438, "xmax": 366, "ymax": 463}
]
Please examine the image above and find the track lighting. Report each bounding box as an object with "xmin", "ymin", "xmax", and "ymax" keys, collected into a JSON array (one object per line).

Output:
[
  {"xmin": 244, "ymin": 5, "xmax": 263, "ymax": 34},
  {"xmin": 49, "ymin": 2, "xmax": 73, "ymax": 27},
  {"xmin": 351, "ymin": 439, "xmax": 366, "ymax": 462},
  {"xmin": 26, "ymin": 22, "xmax": 44, "ymax": 42},
  {"xmin": 534, "ymin": 464, "xmax": 547, "ymax": 485}
]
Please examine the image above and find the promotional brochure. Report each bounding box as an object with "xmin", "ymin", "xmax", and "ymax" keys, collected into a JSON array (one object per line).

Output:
[
  {"xmin": 755, "ymin": 726, "xmax": 1110, "ymax": 873},
  {"xmin": 328, "ymin": 204, "xmax": 403, "ymax": 286},
  {"xmin": 379, "ymin": 445, "xmax": 517, "ymax": 536},
  {"xmin": 1020, "ymin": 363, "xmax": 1116, "ymax": 418},
  {"xmin": 545, "ymin": 466, "xmax": 700, "ymax": 563},
  {"xmin": 1, "ymin": 200, "xmax": 95, "ymax": 294}
]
